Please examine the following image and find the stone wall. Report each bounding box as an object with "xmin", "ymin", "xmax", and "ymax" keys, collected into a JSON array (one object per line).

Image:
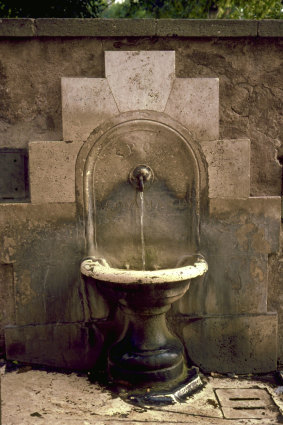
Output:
[{"xmin": 0, "ymin": 19, "xmax": 282, "ymax": 370}]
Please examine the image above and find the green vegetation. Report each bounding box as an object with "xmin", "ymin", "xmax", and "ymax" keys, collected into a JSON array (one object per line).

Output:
[
  {"xmin": 217, "ymin": 0, "xmax": 283, "ymax": 19},
  {"xmin": 103, "ymin": 0, "xmax": 217, "ymax": 19},
  {"xmin": 102, "ymin": 0, "xmax": 283, "ymax": 19},
  {"xmin": 0, "ymin": 0, "xmax": 282, "ymax": 19},
  {"xmin": 0, "ymin": 0, "xmax": 108, "ymax": 18}
]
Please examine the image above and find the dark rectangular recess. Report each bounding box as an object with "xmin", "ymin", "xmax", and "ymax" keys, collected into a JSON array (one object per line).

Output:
[{"xmin": 0, "ymin": 148, "xmax": 30, "ymax": 202}]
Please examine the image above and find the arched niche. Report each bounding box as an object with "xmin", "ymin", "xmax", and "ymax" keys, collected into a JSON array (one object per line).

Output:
[{"xmin": 76, "ymin": 111, "xmax": 208, "ymax": 270}]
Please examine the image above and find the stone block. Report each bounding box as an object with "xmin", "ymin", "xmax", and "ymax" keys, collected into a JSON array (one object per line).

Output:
[
  {"xmin": 62, "ymin": 78, "xmax": 119, "ymax": 142},
  {"xmin": 0, "ymin": 202, "xmax": 84, "ymax": 325},
  {"xmin": 165, "ymin": 78, "xmax": 219, "ymax": 140},
  {"xmin": 13, "ymin": 255, "xmax": 84, "ymax": 326},
  {"xmin": 177, "ymin": 254, "xmax": 268, "ymax": 316},
  {"xmin": 35, "ymin": 18, "xmax": 156, "ymax": 37},
  {"xmin": 175, "ymin": 197, "xmax": 281, "ymax": 316},
  {"xmin": 0, "ymin": 19, "xmax": 35, "ymax": 37},
  {"xmin": 5, "ymin": 322, "xmax": 103, "ymax": 370},
  {"xmin": 268, "ymin": 244, "xmax": 283, "ymax": 365},
  {"xmin": 258, "ymin": 20, "xmax": 283, "ymax": 37},
  {"xmin": 0, "ymin": 204, "xmax": 84, "ymax": 324},
  {"xmin": 0, "ymin": 203, "xmax": 76, "ymax": 237},
  {"xmin": 29, "ymin": 140, "xmax": 83, "ymax": 203},
  {"xmin": 183, "ymin": 313, "xmax": 278, "ymax": 374},
  {"xmin": 156, "ymin": 19, "xmax": 258, "ymax": 37},
  {"xmin": 208, "ymin": 197, "xmax": 281, "ymax": 254},
  {"xmin": 0, "ymin": 19, "xmax": 268, "ymax": 38},
  {"xmin": 201, "ymin": 139, "xmax": 250, "ymax": 198},
  {"xmin": 0, "ymin": 264, "xmax": 15, "ymax": 355},
  {"xmin": 105, "ymin": 51, "xmax": 175, "ymax": 112},
  {"xmin": 0, "ymin": 203, "xmax": 85, "ymax": 326}
]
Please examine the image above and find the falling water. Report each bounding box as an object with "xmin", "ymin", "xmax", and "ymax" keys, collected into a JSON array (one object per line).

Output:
[{"xmin": 140, "ymin": 191, "xmax": 146, "ymax": 270}]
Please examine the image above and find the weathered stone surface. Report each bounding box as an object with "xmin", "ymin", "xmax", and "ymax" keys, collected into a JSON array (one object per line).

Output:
[
  {"xmin": 105, "ymin": 51, "xmax": 175, "ymax": 112},
  {"xmin": 156, "ymin": 19, "xmax": 258, "ymax": 37},
  {"xmin": 0, "ymin": 202, "xmax": 76, "ymax": 240},
  {"xmin": 258, "ymin": 20, "xmax": 283, "ymax": 37},
  {"xmin": 208, "ymin": 197, "xmax": 281, "ymax": 254},
  {"xmin": 177, "ymin": 254, "xmax": 268, "ymax": 316},
  {"xmin": 183, "ymin": 313, "xmax": 278, "ymax": 373},
  {"xmin": 0, "ymin": 264, "xmax": 15, "ymax": 356},
  {"xmin": 0, "ymin": 203, "xmax": 85, "ymax": 325},
  {"xmin": 13, "ymin": 255, "xmax": 83, "ymax": 326},
  {"xmin": 62, "ymin": 78, "xmax": 119, "ymax": 141},
  {"xmin": 0, "ymin": 37, "xmax": 104, "ymax": 149},
  {"xmin": 5, "ymin": 322, "xmax": 103, "ymax": 370},
  {"xmin": 0, "ymin": 19, "xmax": 35, "ymax": 37},
  {"xmin": 0, "ymin": 37, "xmax": 280, "ymax": 196},
  {"xmin": 29, "ymin": 140, "xmax": 83, "ymax": 203},
  {"xmin": 165, "ymin": 78, "xmax": 219, "ymax": 140},
  {"xmin": 201, "ymin": 139, "xmax": 250, "ymax": 198},
  {"xmin": 35, "ymin": 18, "xmax": 156, "ymax": 37},
  {"xmin": 2, "ymin": 19, "xmax": 283, "ymax": 38},
  {"xmin": 0, "ymin": 34, "xmax": 282, "ymax": 372},
  {"xmin": 268, "ymin": 224, "xmax": 283, "ymax": 366},
  {"xmin": 177, "ymin": 38, "xmax": 282, "ymax": 196},
  {"xmin": 175, "ymin": 197, "xmax": 281, "ymax": 316}
]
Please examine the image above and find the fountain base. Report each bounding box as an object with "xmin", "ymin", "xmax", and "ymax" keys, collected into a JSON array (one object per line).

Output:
[
  {"xmin": 108, "ymin": 304, "xmax": 185, "ymax": 385},
  {"xmin": 124, "ymin": 367, "xmax": 203, "ymax": 406},
  {"xmin": 81, "ymin": 256, "xmax": 208, "ymax": 393}
]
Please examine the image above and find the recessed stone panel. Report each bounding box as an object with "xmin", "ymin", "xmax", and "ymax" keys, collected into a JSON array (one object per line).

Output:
[
  {"xmin": 201, "ymin": 139, "xmax": 250, "ymax": 198},
  {"xmin": 29, "ymin": 140, "xmax": 83, "ymax": 203},
  {"xmin": 183, "ymin": 313, "xmax": 278, "ymax": 374},
  {"xmin": 165, "ymin": 78, "xmax": 219, "ymax": 140},
  {"xmin": 62, "ymin": 78, "xmax": 119, "ymax": 142},
  {"xmin": 105, "ymin": 51, "xmax": 175, "ymax": 112},
  {"xmin": 0, "ymin": 149, "xmax": 29, "ymax": 201}
]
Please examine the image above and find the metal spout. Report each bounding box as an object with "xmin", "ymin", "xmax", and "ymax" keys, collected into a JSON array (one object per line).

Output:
[{"xmin": 129, "ymin": 165, "xmax": 154, "ymax": 192}]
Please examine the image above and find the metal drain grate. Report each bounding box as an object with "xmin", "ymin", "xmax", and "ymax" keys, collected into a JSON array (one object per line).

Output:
[{"xmin": 215, "ymin": 388, "xmax": 279, "ymax": 419}]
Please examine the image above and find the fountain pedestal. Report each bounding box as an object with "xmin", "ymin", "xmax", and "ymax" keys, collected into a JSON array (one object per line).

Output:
[
  {"xmin": 109, "ymin": 304, "xmax": 184, "ymax": 385},
  {"xmin": 81, "ymin": 256, "xmax": 208, "ymax": 391}
]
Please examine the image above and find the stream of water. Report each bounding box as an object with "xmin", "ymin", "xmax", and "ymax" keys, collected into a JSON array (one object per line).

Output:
[{"xmin": 140, "ymin": 191, "xmax": 146, "ymax": 270}]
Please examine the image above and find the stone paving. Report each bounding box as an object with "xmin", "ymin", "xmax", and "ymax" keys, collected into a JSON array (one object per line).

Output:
[{"xmin": 1, "ymin": 362, "xmax": 283, "ymax": 425}]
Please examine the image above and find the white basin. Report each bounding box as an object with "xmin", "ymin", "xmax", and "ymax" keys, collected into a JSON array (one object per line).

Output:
[{"xmin": 80, "ymin": 255, "xmax": 208, "ymax": 284}]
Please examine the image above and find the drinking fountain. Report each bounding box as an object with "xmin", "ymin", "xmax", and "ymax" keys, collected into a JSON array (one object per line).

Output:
[{"xmin": 79, "ymin": 111, "xmax": 209, "ymax": 403}]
